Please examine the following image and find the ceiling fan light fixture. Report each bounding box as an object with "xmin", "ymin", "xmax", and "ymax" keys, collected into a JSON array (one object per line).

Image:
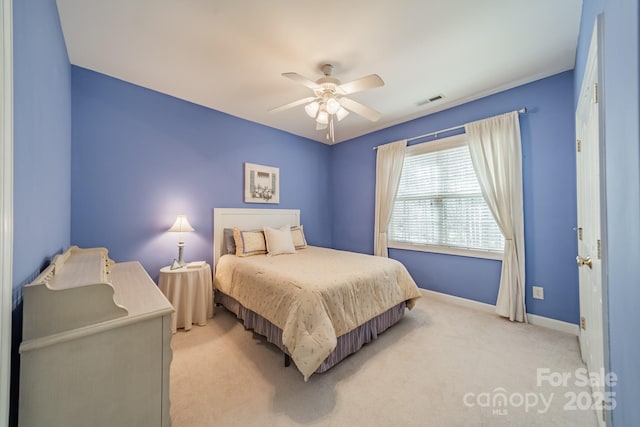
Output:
[
  {"xmin": 316, "ymin": 109, "xmax": 329, "ymax": 125},
  {"xmin": 273, "ymin": 64, "xmax": 385, "ymax": 142},
  {"xmin": 325, "ymin": 97, "xmax": 340, "ymax": 115},
  {"xmin": 336, "ymin": 106, "xmax": 349, "ymax": 121},
  {"xmin": 304, "ymin": 101, "xmax": 320, "ymax": 118}
]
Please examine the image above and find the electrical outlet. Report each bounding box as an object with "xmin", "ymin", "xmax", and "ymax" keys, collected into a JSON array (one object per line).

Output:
[{"xmin": 533, "ymin": 286, "xmax": 544, "ymax": 300}]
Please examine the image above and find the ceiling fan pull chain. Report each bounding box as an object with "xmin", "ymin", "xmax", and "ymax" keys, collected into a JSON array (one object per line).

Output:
[{"xmin": 328, "ymin": 118, "xmax": 335, "ymax": 143}]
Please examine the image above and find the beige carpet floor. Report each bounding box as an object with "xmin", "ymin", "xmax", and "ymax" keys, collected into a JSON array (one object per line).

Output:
[{"xmin": 170, "ymin": 292, "xmax": 598, "ymax": 427}]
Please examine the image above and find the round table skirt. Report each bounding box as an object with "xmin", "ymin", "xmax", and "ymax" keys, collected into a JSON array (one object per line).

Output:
[{"xmin": 158, "ymin": 264, "xmax": 213, "ymax": 333}]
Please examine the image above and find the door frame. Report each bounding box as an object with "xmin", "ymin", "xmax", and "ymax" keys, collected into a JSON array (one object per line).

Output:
[
  {"xmin": 0, "ymin": 0, "xmax": 13, "ymax": 424},
  {"xmin": 593, "ymin": 13, "xmax": 610, "ymax": 399}
]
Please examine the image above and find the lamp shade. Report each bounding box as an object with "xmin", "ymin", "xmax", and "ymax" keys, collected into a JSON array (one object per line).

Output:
[
  {"xmin": 168, "ymin": 215, "xmax": 194, "ymax": 233},
  {"xmin": 316, "ymin": 109, "xmax": 329, "ymax": 125},
  {"xmin": 336, "ymin": 106, "xmax": 349, "ymax": 121},
  {"xmin": 325, "ymin": 97, "xmax": 340, "ymax": 115},
  {"xmin": 304, "ymin": 101, "xmax": 320, "ymax": 118}
]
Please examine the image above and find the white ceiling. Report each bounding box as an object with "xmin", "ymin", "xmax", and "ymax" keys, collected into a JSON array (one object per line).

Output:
[{"xmin": 56, "ymin": 0, "xmax": 583, "ymax": 144}]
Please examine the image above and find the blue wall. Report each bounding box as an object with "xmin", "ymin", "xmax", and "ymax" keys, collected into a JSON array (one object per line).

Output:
[
  {"xmin": 11, "ymin": 0, "xmax": 71, "ymax": 425},
  {"xmin": 576, "ymin": 1, "xmax": 640, "ymax": 425},
  {"xmin": 71, "ymin": 67, "xmax": 332, "ymax": 280},
  {"xmin": 12, "ymin": 0, "xmax": 71, "ymax": 290},
  {"xmin": 331, "ymin": 72, "xmax": 579, "ymax": 324}
]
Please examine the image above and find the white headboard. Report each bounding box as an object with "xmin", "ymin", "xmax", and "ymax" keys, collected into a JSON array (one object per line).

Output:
[{"xmin": 212, "ymin": 208, "xmax": 300, "ymax": 270}]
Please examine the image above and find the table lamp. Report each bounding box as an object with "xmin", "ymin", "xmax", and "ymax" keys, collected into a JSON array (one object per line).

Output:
[{"xmin": 168, "ymin": 214, "xmax": 194, "ymax": 267}]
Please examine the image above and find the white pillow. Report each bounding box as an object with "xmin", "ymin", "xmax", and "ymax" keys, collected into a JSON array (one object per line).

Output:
[{"xmin": 263, "ymin": 226, "xmax": 296, "ymax": 256}]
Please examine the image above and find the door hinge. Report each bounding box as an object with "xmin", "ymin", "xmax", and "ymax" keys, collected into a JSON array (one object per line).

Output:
[
  {"xmin": 577, "ymin": 139, "xmax": 582, "ymax": 152},
  {"xmin": 578, "ymin": 227, "xmax": 583, "ymax": 240},
  {"xmin": 594, "ymin": 83, "xmax": 599, "ymax": 104},
  {"xmin": 581, "ymin": 316, "xmax": 587, "ymax": 330},
  {"xmin": 597, "ymin": 240, "xmax": 601, "ymax": 259},
  {"xmin": 602, "ymin": 401, "xmax": 606, "ymax": 422}
]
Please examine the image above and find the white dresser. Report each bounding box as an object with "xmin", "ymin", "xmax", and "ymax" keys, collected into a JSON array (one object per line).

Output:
[{"xmin": 18, "ymin": 246, "xmax": 174, "ymax": 427}]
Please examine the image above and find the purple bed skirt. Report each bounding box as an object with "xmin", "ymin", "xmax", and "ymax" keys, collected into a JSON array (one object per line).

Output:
[{"xmin": 215, "ymin": 291, "xmax": 407, "ymax": 374}]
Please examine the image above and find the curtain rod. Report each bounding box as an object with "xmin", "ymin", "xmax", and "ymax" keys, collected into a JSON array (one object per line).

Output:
[{"xmin": 373, "ymin": 108, "xmax": 526, "ymax": 150}]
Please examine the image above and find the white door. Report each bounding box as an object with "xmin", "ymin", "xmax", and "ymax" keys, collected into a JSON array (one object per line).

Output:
[{"xmin": 576, "ymin": 19, "xmax": 606, "ymax": 427}]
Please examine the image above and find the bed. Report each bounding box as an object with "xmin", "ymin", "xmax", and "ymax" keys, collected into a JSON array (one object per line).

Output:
[{"xmin": 213, "ymin": 208, "xmax": 421, "ymax": 380}]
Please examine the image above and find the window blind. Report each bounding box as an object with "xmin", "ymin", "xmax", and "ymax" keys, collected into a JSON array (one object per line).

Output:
[{"xmin": 388, "ymin": 143, "xmax": 504, "ymax": 252}]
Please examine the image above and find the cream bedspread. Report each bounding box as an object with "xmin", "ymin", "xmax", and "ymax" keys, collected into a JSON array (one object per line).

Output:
[{"xmin": 214, "ymin": 246, "xmax": 421, "ymax": 380}]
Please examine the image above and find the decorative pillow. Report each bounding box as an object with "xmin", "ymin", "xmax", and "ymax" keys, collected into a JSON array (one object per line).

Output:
[
  {"xmin": 290, "ymin": 225, "xmax": 308, "ymax": 249},
  {"xmin": 223, "ymin": 228, "xmax": 236, "ymax": 254},
  {"xmin": 233, "ymin": 228, "xmax": 267, "ymax": 257},
  {"xmin": 263, "ymin": 226, "xmax": 296, "ymax": 256}
]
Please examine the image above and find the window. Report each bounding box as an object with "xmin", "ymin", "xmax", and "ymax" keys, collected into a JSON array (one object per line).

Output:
[{"xmin": 388, "ymin": 134, "xmax": 504, "ymax": 259}]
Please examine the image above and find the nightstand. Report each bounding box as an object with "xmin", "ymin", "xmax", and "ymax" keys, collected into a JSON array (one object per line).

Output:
[{"xmin": 158, "ymin": 263, "xmax": 214, "ymax": 333}]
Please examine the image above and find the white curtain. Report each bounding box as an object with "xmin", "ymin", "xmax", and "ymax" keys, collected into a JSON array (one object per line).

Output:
[
  {"xmin": 374, "ymin": 139, "xmax": 407, "ymax": 257},
  {"xmin": 465, "ymin": 112, "xmax": 527, "ymax": 323}
]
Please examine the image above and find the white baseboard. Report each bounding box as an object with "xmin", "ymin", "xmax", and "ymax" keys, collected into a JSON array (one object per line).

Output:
[
  {"xmin": 526, "ymin": 313, "xmax": 579, "ymax": 335},
  {"xmin": 419, "ymin": 289, "xmax": 579, "ymax": 336}
]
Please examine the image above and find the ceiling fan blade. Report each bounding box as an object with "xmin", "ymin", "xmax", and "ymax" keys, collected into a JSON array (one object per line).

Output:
[
  {"xmin": 337, "ymin": 74, "xmax": 384, "ymax": 95},
  {"xmin": 339, "ymin": 97, "xmax": 382, "ymax": 122},
  {"xmin": 269, "ymin": 96, "xmax": 317, "ymax": 113},
  {"xmin": 282, "ymin": 72, "xmax": 321, "ymax": 90}
]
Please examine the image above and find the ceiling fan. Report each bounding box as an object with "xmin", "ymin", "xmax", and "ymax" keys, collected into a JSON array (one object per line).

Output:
[{"xmin": 270, "ymin": 64, "xmax": 384, "ymax": 143}]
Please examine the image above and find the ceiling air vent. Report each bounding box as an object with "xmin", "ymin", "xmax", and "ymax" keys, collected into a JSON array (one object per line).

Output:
[{"xmin": 416, "ymin": 94, "xmax": 445, "ymax": 106}]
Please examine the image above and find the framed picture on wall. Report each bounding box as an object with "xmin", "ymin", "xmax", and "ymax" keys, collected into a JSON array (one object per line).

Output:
[{"xmin": 244, "ymin": 162, "xmax": 279, "ymax": 204}]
